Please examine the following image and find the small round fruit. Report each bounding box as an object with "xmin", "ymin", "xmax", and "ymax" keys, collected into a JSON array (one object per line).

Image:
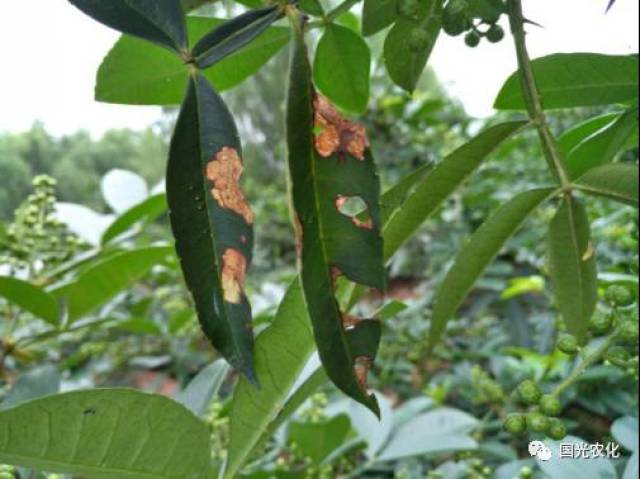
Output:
[
  {"xmin": 606, "ymin": 346, "xmax": 630, "ymax": 368},
  {"xmin": 557, "ymin": 334, "xmax": 580, "ymax": 355},
  {"xmin": 443, "ymin": 9, "xmax": 470, "ymax": 36},
  {"xmin": 408, "ymin": 29, "xmax": 430, "ymax": 51},
  {"xmin": 504, "ymin": 413, "xmax": 527, "ymax": 434},
  {"xmin": 618, "ymin": 320, "xmax": 639, "ymax": 343},
  {"xmin": 486, "ymin": 24, "xmax": 504, "ymax": 43},
  {"xmin": 539, "ymin": 394, "xmax": 562, "ymax": 416},
  {"xmin": 464, "ymin": 31, "xmax": 481, "ymax": 47},
  {"xmin": 589, "ymin": 310, "xmax": 613, "ymax": 335},
  {"xmin": 517, "ymin": 380, "xmax": 542, "ymax": 404},
  {"xmin": 605, "ymin": 285, "xmax": 636, "ymax": 307},
  {"xmin": 527, "ymin": 412, "xmax": 550, "ymax": 432},
  {"xmin": 547, "ymin": 418, "xmax": 567, "ymax": 440}
]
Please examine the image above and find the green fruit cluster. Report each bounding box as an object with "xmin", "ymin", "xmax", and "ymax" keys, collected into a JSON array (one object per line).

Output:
[{"xmin": 442, "ymin": 0, "xmax": 506, "ymax": 47}]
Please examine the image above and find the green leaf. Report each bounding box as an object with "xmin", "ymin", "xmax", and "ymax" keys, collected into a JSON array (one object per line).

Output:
[
  {"xmin": 193, "ymin": 6, "xmax": 283, "ymax": 69},
  {"xmin": 167, "ymin": 73, "xmax": 255, "ymax": 381},
  {"xmin": 383, "ymin": 121, "xmax": 528, "ymax": 260},
  {"xmin": 0, "ymin": 389, "xmax": 210, "ymax": 479},
  {"xmin": 494, "ymin": 53, "xmax": 639, "ymax": 110},
  {"xmin": 0, "ymin": 277, "xmax": 59, "ymax": 325},
  {"xmin": 383, "ymin": 0, "xmax": 443, "ymax": 93},
  {"xmin": 548, "ymin": 196, "xmax": 597, "ymax": 342},
  {"xmin": 381, "ymin": 162, "xmax": 433, "ymax": 225},
  {"xmin": 287, "ymin": 27, "xmax": 384, "ymax": 414},
  {"xmin": 299, "ymin": 0, "xmax": 324, "ymax": 16},
  {"xmin": 429, "ymin": 188, "xmax": 554, "ymax": 347},
  {"xmin": 612, "ymin": 416, "xmax": 639, "ymax": 452},
  {"xmin": 558, "ymin": 113, "xmax": 620, "ymax": 155},
  {"xmin": 96, "ymin": 17, "xmax": 290, "ymax": 105},
  {"xmin": 362, "ymin": 0, "xmax": 398, "ymax": 36},
  {"xmin": 68, "ymin": 0, "xmax": 187, "ymax": 53},
  {"xmin": 0, "ymin": 366, "xmax": 60, "ymax": 411},
  {"xmin": 564, "ymin": 106, "xmax": 638, "ymax": 178},
  {"xmin": 288, "ymin": 415, "xmax": 352, "ymax": 464},
  {"xmin": 574, "ymin": 163, "xmax": 639, "ymax": 207},
  {"xmin": 101, "ymin": 193, "xmax": 168, "ymax": 245},
  {"xmin": 314, "ymin": 24, "xmax": 371, "ymax": 114},
  {"xmin": 52, "ymin": 246, "xmax": 172, "ymax": 322},
  {"xmin": 175, "ymin": 359, "xmax": 230, "ymax": 417}
]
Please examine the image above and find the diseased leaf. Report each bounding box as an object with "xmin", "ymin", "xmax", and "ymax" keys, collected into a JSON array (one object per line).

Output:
[
  {"xmin": 167, "ymin": 73, "xmax": 255, "ymax": 381},
  {"xmin": 429, "ymin": 188, "xmax": 554, "ymax": 347},
  {"xmin": 193, "ymin": 6, "xmax": 283, "ymax": 69},
  {"xmin": 314, "ymin": 24, "xmax": 371, "ymax": 114},
  {"xmin": 362, "ymin": 0, "xmax": 398, "ymax": 36},
  {"xmin": 96, "ymin": 17, "xmax": 290, "ymax": 105},
  {"xmin": 286, "ymin": 27, "xmax": 385, "ymax": 415},
  {"xmin": 574, "ymin": 163, "xmax": 639, "ymax": 207},
  {"xmin": 0, "ymin": 277, "xmax": 59, "ymax": 326},
  {"xmin": 383, "ymin": 0, "xmax": 443, "ymax": 93},
  {"xmin": 101, "ymin": 193, "xmax": 168, "ymax": 245},
  {"xmin": 383, "ymin": 121, "xmax": 528, "ymax": 260},
  {"xmin": 495, "ymin": 53, "xmax": 639, "ymax": 110},
  {"xmin": 68, "ymin": 0, "xmax": 187, "ymax": 53},
  {"xmin": 0, "ymin": 389, "xmax": 210, "ymax": 479},
  {"xmin": 548, "ymin": 196, "xmax": 598, "ymax": 342},
  {"xmin": 565, "ymin": 106, "xmax": 638, "ymax": 178}
]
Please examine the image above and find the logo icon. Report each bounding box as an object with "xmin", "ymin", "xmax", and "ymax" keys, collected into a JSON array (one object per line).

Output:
[{"xmin": 529, "ymin": 441, "xmax": 553, "ymax": 461}]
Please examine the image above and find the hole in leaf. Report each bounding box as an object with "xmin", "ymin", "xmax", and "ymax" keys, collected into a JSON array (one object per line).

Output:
[
  {"xmin": 335, "ymin": 195, "xmax": 374, "ymax": 230},
  {"xmin": 221, "ymin": 248, "xmax": 247, "ymax": 304}
]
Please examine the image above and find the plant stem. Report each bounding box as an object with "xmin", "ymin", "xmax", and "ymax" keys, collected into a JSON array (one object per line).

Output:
[
  {"xmin": 507, "ymin": 0, "xmax": 571, "ymax": 189},
  {"xmin": 326, "ymin": 0, "xmax": 362, "ymax": 23}
]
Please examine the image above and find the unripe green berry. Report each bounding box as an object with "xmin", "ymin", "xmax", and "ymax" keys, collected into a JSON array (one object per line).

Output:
[
  {"xmin": 503, "ymin": 413, "xmax": 527, "ymax": 434},
  {"xmin": 589, "ymin": 310, "xmax": 613, "ymax": 335},
  {"xmin": 527, "ymin": 412, "xmax": 550, "ymax": 432},
  {"xmin": 606, "ymin": 346, "xmax": 630, "ymax": 368},
  {"xmin": 547, "ymin": 418, "xmax": 567, "ymax": 440},
  {"xmin": 605, "ymin": 285, "xmax": 636, "ymax": 307},
  {"xmin": 557, "ymin": 334, "xmax": 580, "ymax": 355},
  {"xmin": 519, "ymin": 466, "xmax": 534, "ymax": 479},
  {"xmin": 486, "ymin": 24, "xmax": 504, "ymax": 43},
  {"xmin": 517, "ymin": 380, "xmax": 542, "ymax": 404},
  {"xmin": 442, "ymin": 9, "xmax": 470, "ymax": 36},
  {"xmin": 618, "ymin": 320, "xmax": 639, "ymax": 343},
  {"xmin": 408, "ymin": 29, "xmax": 430, "ymax": 51},
  {"xmin": 464, "ymin": 31, "xmax": 481, "ymax": 47},
  {"xmin": 539, "ymin": 394, "xmax": 562, "ymax": 416}
]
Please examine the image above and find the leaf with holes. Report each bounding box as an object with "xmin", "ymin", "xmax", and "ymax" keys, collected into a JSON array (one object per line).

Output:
[
  {"xmin": 167, "ymin": 72, "xmax": 256, "ymax": 381},
  {"xmin": 68, "ymin": 0, "xmax": 188, "ymax": 53},
  {"xmin": 548, "ymin": 196, "xmax": 598, "ymax": 342},
  {"xmin": 574, "ymin": 163, "xmax": 639, "ymax": 207},
  {"xmin": 0, "ymin": 389, "xmax": 211, "ymax": 478},
  {"xmin": 286, "ymin": 27, "xmax": 384, "ymax": 415}
]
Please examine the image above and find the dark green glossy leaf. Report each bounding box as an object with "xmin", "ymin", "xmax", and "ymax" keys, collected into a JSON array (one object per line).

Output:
[
  {"xmin": 383, "ymin": 0, "xmax": 443, "ymax": 93},
  {"xmin": 495, "ymin": 54, "xmax": 639, "ymax": 110},
  {"xmin": 0, "ymin": 389, "xmax": 210, "ymax": 478},
  {"xmin": 167, "ymin": 73, "xmax": 255, "ymax": 381},
  {"xmin": 548, "ymin": 196, "xmax": 597, "ymax": 342},
  {"xmin": 383, "ymin": 121, "xmax": 528, "ymax": 259},
  {"xmin": 429, "ymin": 188, "xmax": 554, "ymax": 347},
  {"xmin": 286, "ymin": 27, "xmax": 384, "ymax": 415},
  {"xmin": 299, "ymin": 0, "xmax": 324, "ymax": 16},
  {"xmin": 558, "ymin": 113, "xmax": 619, "ymax": 155},
  {"xmin": 101, "ymin": 193, "xmax": 168, "ymax": 245},
  {"xmin": 68, "ymin": 0, "xmax": 187, "ymax": 53},
  {"xmin": 288, "ymin": 415, "xmax": 352, "ymax": 464},
  {"xmin": 565, "ymin": 106, "xmax": 638, "ymax": 179},
  {"xmin": 193, "ymin": 6, "xmax": 283, "ymax": 69},
  {"xmin": 574, "ymin": 163, "xmax": 639, "ymax": 207},
  {"xmin": 314, "ymin": 24, "xmax": 371, "ymax": 114},
  {"xmin": 381, "ymin": 162, "xmax": 433, "ymax": 224},
  {"xmin": 96, "ymin": 17, "xmax": 290, "ymax": 105},
  {"xmin": 0, "ymin": 277, "xmax": 59, "ymax": 325},
  {"xmin": 362, "ymin": 0, "xmax": 398, "ymax": 36}
]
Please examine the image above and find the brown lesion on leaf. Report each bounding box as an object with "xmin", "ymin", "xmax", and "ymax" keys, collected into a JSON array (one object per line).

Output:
[
  {"xmin": 582, "ymin": 241, "xmax": 595, "ymax": 261},
  {"xmin": 313, "ymin": 95, "xmax": 370, "ymax": 161},
  {"xmin": 342, "ymin": 314, "xmax": 361, "ymax": 330},
  {"xmin": 221, "ymin": 248, "xmax": 247, "ymax": 304},
  {"xmin": 354, "ymin": 356, "xmax": 373, "ymax": 392},
  {"xmin": 335, "ymin": 195, "xmax": 374, "ymax": 230},
  {"xmin": 293, "ymin": 214, "xmax": 304, "ymax": 258},
  {"xmin": 206, "ymin": 147, "xmax": 254, "ymax": 224}
]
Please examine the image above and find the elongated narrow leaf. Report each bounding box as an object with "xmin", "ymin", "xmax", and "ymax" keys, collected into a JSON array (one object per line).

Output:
[
  {"xmin": 548, "ymin": 196, "xmax": 597, "ymax": 342},
  {"xmin": 193, "ymin": 6, "xmax": 283, "ymax": 69},
  {"xmin": 383, "ymin": 0, "xmax": 443, "ymax": 93},
  {"xmin": 167, "ymin": 73, "xmax": 255, "ymax": 381},
  {"xmin": 286, "ymin": 27, "xmax": 384, "ymax": 415},
  {"xmin": 574, "ymin": 163, "xmax": 639, "ymax": 207},
  {"xmin": 429, "ymin": 188, "xmax": 554, "ymax": 347},
  {"xmin": 102, "ymin": 193, "xmax": 168, "ymax": 245},
  {"xmin": 96, "ymin": 17, "xmax": 290, "ymax": 105},
  {"xmin": 69, "ymin": 0, "xmax": 187, "ymax": 53},
  {"xmin": 362, "ymin": 0, "xmax": 398, "ymax": 36},
  {"xmin": 383, "ymin": 121, "xmax": 528, "ymax": 259},
  {"xmin": 176, "ymin": 359, "xmax": 230, "ymax": 417},
  {"xmin": 565, "ymin": 106, "xmax": 638, "ymax": 179},
  {"xmin": 52, "ymin": 246, "xmax": 172, "ymax": 322},
  {"xmin": 558, "ymin": 113, "xmax": 619, "ymax": 155},
  {"xmin": 495, "ymin": 53, "xmax": 639, "ymax": 110},
  {"xmin": 0, "ymin": 277, "xmax": 59, "ymax": 325},
  {"xmin": 0, "ymin": 389, "xmax": 210, "ymax": 479},
  {"xmin": 381, "ymin": 163, "xmax": 433, "ymax": 224}
]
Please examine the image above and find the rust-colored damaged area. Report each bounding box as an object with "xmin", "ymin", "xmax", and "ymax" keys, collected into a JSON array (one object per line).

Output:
[
  {"xmin": 221, "ymin": 248, "xmax": 247, "ymax": 304},
  {"xmin": 206, "ymin": 147, "xmax": 254, "ymax": 224},
  {"xmin": 313, "ymin": 95, "xmax": 370, "ymax": 161},
  {"xmin": 335, "ymin": 195, "xmax": 374, "ymax": 230},
  {"xmin": 354, "ymin": 357, "xmax": 372, "ymax": 392}
]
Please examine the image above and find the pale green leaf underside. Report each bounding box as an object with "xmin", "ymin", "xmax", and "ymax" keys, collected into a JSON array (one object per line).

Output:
[{"xmin": 574, "ymin": 163, "xmax": 639, "ymax": 207}]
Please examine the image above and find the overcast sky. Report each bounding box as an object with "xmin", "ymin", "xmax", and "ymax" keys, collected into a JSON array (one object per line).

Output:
[{"xmin": 0, "ymin": 0, "xmax": 638, "ymax": 137}]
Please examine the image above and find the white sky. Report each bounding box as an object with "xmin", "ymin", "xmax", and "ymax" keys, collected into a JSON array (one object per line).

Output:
[{"xmin": 0, "ymin": 0, "xmax": 638, "ymax": 137}]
